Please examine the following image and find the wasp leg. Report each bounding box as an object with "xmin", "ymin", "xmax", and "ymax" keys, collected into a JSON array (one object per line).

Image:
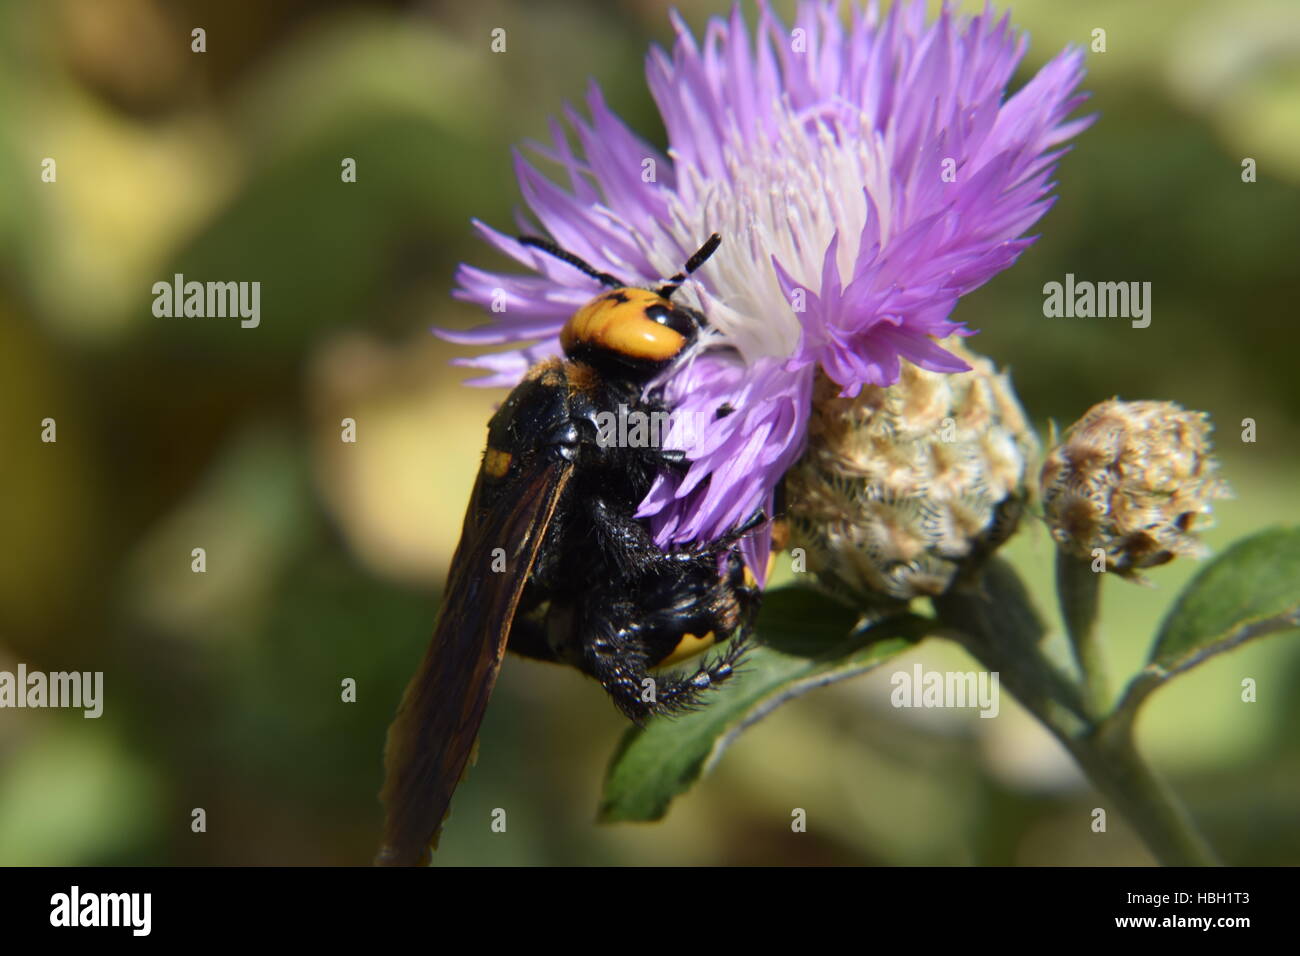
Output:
[
  {"xmin": 585, "ymin": 496, "xmax": 758, "ymax": 579},
  {"xmin": 649, "ymin": 632, "xmax": 749, "ymax": 716},
  {"xmin": 677, "ymin": 509, "xmax": 767, "ymax": 558},
  {"xmin": 584, "ymin": 496, "xmax": 676, "ymax": 578},
  {"xmin": 653, "ymin": 448, "xmax": 688, "ymax": 466},
  {"xmin": 590, "ymin": 627, "xmax": 749, "ymax": 725},
  {"xmin": 578, "ymin": 591, "xmax": 751, "ymax": 724},
  {"xmin": 575, "ymin": 596, "xmax": 651, "ymax": 720}
]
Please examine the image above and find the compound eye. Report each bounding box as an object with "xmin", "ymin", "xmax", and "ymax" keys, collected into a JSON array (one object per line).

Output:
[{"xmin": 644, "ymin": 303, "xmax": 699, "ymax": 340}]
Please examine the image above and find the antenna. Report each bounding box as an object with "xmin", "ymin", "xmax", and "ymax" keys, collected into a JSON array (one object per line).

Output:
[
  {"xmin": 517, "ymin": 236, "xmax": 624, "ymax": 288},
  {"xmin": 657, "ymin": 233, "xmax": 721, "ymax": 299}
]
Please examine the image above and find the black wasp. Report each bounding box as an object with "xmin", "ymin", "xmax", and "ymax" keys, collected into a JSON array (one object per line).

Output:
[{"xmin": 377, "ymin": 233, "xmax": 762, "ymax": 865}]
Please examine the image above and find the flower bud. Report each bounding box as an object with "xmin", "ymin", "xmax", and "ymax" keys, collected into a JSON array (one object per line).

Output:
[
  {"xmin": 785, "ymin": 340, "xmax": 1038, "ymax": 603},
  {"xmin": 1039, "ymin": 399, "xmax": 1230, "ymax": 574}
]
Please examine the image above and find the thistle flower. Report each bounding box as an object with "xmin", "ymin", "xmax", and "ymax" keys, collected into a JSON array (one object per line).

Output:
[
  {"xmin": 786, "ymin": 338, "xmax": 1038, "ymax": 602},
  {"xmin": 446, "ymin": 0, "xmax": 1092, "ymax": 578},
  {"xmin": 1040, "ymin": 400, "xmax": 1231, "ymax": 574}
]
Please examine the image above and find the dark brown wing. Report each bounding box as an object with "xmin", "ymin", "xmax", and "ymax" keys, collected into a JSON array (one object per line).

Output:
[{"xmin": 376, "ymin": 459, "xmax": 571, "ymax": 866}]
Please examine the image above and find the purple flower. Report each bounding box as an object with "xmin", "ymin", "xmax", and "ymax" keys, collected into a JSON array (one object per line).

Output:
[{"xmin": 445, "ymin": 0, "xmax": 1092, "ymax": 581}]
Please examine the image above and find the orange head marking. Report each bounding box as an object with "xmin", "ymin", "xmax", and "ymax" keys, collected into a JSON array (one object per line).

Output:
[
  {"xmin": 516, "ymin": 233, "xmax": 722, "ymax": 380},
  {"xmin": 560, "ymin": 289, "xmax": 688, "ymax": 365}
]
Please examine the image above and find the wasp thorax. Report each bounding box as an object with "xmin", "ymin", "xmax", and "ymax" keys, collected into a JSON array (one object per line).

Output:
[
  {"xmin": 786, "ymin": 339, "xmax": 1038, "ymax": 604},
  {"xmin": 1039, "ymin": 399, "xmax": 1230, "ymax": 574}
]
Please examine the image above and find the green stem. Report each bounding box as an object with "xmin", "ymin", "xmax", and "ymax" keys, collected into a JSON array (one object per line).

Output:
[
  {"xmin": 1067, "ymin": 723, "xmax": 1220, "ymax": 866},
  {"xmin": 935, "ymin": 557, "xmax": 1220, "ymax": 866},
  {"xmin": 1055, "ymin": 548, "xmax": 1109, "ymax": 718}
]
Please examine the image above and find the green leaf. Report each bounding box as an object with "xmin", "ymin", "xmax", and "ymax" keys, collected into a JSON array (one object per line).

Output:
[
  {"xmin": 598, "ymin": 587, "xmax": 930, "ymax": 823},
  {"xmin": 1111, "ymin": 526, "xmax": 1300, "ymax": 726},
  {"xmin": 1151, "ymin": 525, "xmax": 1300, "ymax": 669}
]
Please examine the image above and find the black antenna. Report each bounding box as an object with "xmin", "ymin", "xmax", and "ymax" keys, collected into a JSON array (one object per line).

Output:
[
  {"xmin": 657, "ymin": 233, "xmax": 721, "ymax": 299},
  {"xmin": 518, "ymin": 236, "xmax": 624, "ymax": 289}
]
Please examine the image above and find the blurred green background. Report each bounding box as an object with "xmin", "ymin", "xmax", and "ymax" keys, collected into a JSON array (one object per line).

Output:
[{"xmin": 1, "ymin": 0, "xmax": 1297, "ymax": 866}]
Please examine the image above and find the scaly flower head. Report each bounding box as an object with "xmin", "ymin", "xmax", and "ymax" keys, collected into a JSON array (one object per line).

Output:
[
  {"xmin": 445, "ymin": 0, "xmax": 1092, "ymax": 579},
  {"xmin": 1040, "ymin": 400, "xmax": 1231, "ymax": 575},
  {"xmin": 786, "ymin": 337, "xmax": 1039, "ymax": 603}
]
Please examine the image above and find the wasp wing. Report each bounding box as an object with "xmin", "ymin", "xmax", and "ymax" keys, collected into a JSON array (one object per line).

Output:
[{"xmin": 376, "ymin": 458, "xmax": 571, "ymax": 866}]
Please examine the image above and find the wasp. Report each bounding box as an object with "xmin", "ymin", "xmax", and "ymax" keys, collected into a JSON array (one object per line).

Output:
[{"xmin": 377, "ymin": 234, "xmax": 762, "ymax": 866}]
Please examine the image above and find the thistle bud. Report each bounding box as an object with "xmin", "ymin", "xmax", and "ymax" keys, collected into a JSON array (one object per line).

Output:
[
  {"xmin": 785, "ymin": 340, "xmax": 1039, "ymax": 603},
  {"xmin": 1039, "ymin": 400, "xmax": 1230, "ymax": 574}
]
